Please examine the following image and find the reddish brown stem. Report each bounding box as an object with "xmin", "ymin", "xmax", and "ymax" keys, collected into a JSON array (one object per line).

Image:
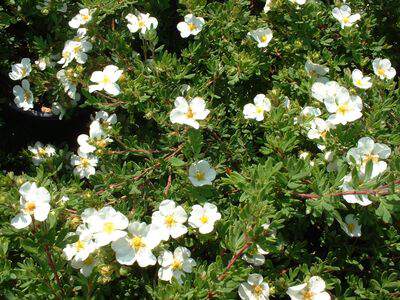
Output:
[
  {"xmin": 164, "ymin": 174, "xmax": 172, "ymax": 197},
  {"xmin": 44, "ymin": 245, "xmax": 64, "ymax": 296},
  {"xmin": 218, "ymin": 242, "xmax": 252, "ymax": 281}
]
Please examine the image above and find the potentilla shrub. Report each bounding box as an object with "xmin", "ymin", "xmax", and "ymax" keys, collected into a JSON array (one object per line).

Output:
[{"xmin": 0, "ymin": 0, "xmax": 399, "ymax": 299}]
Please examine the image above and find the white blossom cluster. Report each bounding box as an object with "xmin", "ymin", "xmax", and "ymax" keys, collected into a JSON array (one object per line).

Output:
[
  {"xmin": 70, "ymin": 111, "xmax": 117, "ymax": 179},
  {"xmin": 62, "ymin": 199, "xmax": 220, "ymax": 280}
]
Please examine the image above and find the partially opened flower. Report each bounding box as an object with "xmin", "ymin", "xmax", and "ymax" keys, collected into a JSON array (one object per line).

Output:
[
  {"xmin": 188, "ymin": 203, "xmax": 221, "ymax": 234},
  {"xmin": 188, "ymin": 160, "xmax": 217, "ymax": 187},
  {"xmin": 287, "ymin": 276, "xmax": 330, "ymax": 300},
  {"xmin": 94, "ymin": 111, "xmax": 117, "ymax": 128},
  {"xmin": 157, "ymin": 247, "xmax": 196, "ymax": 284},
  {"xmin": 307, "ymin": 118, "xmax": 335, "ymax": 140},
  {"xmin": 342, "ymin": 214, "xmax": 361, "ymax": 237},
  {"xmin": 305, "ymin": 60, "xmax": 329, "ymax": 77},
  {"xmin": 352, "ymin": 69, "xmax": 372, "ymax": 89},
  {"xmin": 372, "ymin": 58, "xmax": 396, "ymax": 80},
  {"xmin": 58, "ymin": 39, "xmax": 92, "ymax": 68},
  {"xmin": 9, "ymin": 58, "xmax": 31, "ymax": 81},
  {"xmin": 11, "ymin": 182, "xmax": 51, "ymax": 229},
  {"xmin": 71, "ymin": 255, "xmax": 98, "ymax": 277},
  {"xmin": 248, "ymin": 28, "xmax": 273, "ymax": 48},
  {"xmin": 151, "ymin": 199, "xmax": 187, "ymax": 241},
  {"xmin": 111, "ymin": 221, "xmax": 160, "ymax": 267},
  {"xmin": 341, "ymin": 174, "xmax": 372, "ymax": 206},
  {"xmin": 177, "ymin": 14, "xmax": 205, "ymax": 38},
  {"xmin": 170, "ymin": 97, "xmax": 210, "ymax": 129},
  {"xmin": 332, "ymin": 5, "xmax": 361, "ymax": 29},
  {"xmin": 28, "ymin": 141, "xmax": 56, "ymax": 166},
  {"xmin": 13, "ymin": 79, "xmax": 34, "ymax": 111},
  {"xmin": 69, "ymin": 8, "xmax": 92, "ymax": 29},
  {"xmin": 63, "ymin": 233, "xmax": 97, "ymax": 262},
  {"xmin": 89, "ymin": 65, "xmax": 123, "ymax": 96},
  {"xmin": 70, "ymin": 150, "xmax": 98, "ymax": 179},
  {"xmin": 263, "ymin": 0, "xmax": 272, "ymax": 13},
  {"xmin": 289, "ymin": 0, "xmax": 306, "ymax": 6},
  {"xmin": 86, "ymin": 206, "xmax": 129, "ymax": 247},
  {"xmin": 56, "ymin": 69, "xmax": 80, "ymax": 101},
  {"xmin": 243, "ymin": 94, "xmax": 271, "ymax": 121},
  {"xmin": 238, "ymin": 274, "xmax": 270, "ymax": 300},
  {"xmin": 243, "ymin": 244, "xmax": 269, "ymax": 266},
  {"xmin": 346, "ymin": 137, "xmax": 391, "ymax": 178},
  {"xmin": 126, "ymin": 12, "xmax": 158, "ymax": 34}
]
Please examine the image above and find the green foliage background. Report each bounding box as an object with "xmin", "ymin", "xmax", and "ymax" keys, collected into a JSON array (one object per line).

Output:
[{"xmin": 0, "ymin": 0, "xmax": 399, "ymax": 298}]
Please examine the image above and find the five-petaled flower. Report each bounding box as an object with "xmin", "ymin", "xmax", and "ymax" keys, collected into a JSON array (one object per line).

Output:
[
  {"xmin": 157, "ymin": 247, "xmax": 196, "ymax": 284},
  {"xmin": 170, "ymin": 96, "xmax": 210, "ymax": 129},
  {"xmin": 177, "ymin": 14, "xmax": 205, "ymax": 38}
]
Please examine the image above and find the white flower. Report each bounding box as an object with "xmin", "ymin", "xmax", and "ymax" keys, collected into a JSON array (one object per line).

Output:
[
  {"xmin": 243, "ymin": 94, "xmax": 271, "ymax": 121},
  {"xmin": 68, "ymin": 8, "xmax": 92, "ymax": 29},
  {"xmin": 56, "ymin": 69, "xmax": 81, "ymax": 101},
  {"xmin": 11, "ymin": 182, "xmax": 51, "ymax": 229},
  {"xmin": 263, "ymin": 0, "xmax": 272, "ymax": 12},
  {"xmin": 170, "ymin": 96, "xmax": 210, "ymax": 129},
  {"xmin": 287, "ymin": 276, "xmax": 330, "ymax": 300},
  {"xmin": 71, "ymin": 255, "xmax": 98, "ymax": 277},
  {"xmin": 289, "ymin": 0, "xmax": 306, "ymax": 6},
  {"xmin": 177, "ymin": 14, "xmax": 205, "ymax": 38},
  {"xmin": 70, "ymin": 150, "xmax": 98, "ymax": 179},
  {"xmin": 242, "ymin": 245, "xmax": 269, "ymax": 266},
  {"xmin": 341, "ymin": 174, "xmax": 372, "ymax": 206},
  {"xmin": 158, "ymin": 247, "xmax": 196, "ymax": 284},
  {"xmin": 332, "ymin": 5, "xmax": 361, "ymax": 29},
  {"xmin": 28, "ymin": 141, "xmax": 56, "ymax": 166},
  {"xmin": 51, "ymin": 102, "xmax": 66, "ymax": 120},
  {"xmin": 305, "ymin": 60, "xmax": 329, "ymax": 77},
  {"xmin": 342, "ymin": 214, "xmax": 361, "ymax": 237},
  {"xmin": 112, "ymin": 221, "xmax": 160, "ymax": 267},
  {"xmin": 88, "ymin": 65, "xmax": 123, "ymax": 96},
  {"xmin": 352, "ymin": 69, "xmax": 372, "ymax": 89},
  {"xmin": 294, "ymin": 106, "xmax": 321, "ymax": 126},
  {"xmin": 346, "ymin": 137, "xmax": 391, "ymax": 178},
  {"xmin": 307, "ymin": 118, "xmax": 335, "ymax": 140},
  {"xmin": 188, "ymin": 160, "xmax": 217, "ymax": 187},
  {"xmin": 63, "ymin": 233, "xmax": 97, "ymax": 262},
  {"xmin": 9, "ymin": 58, "xmax": 31, "ymax": 80},
  {"xmin": 248, "ymin": 28, "xmax": 273, "ymax": 48},
  {"xmin": 126, "ymin": 12, "xmax": 158, "ymax": 34},
  {"xmin": 188, "ymin": 203, "xmax": 221, "ymax": 234},
  {"xmin": 324, "ymin": 90, "xmax": 362, "ymax": 125},
  {"xmin": 58, "ymin": 39, "xmax": 92, "ymax": 68},
  {"xmin": 86, "ymin": 206, "xmax": 129, "ymax": 247},
  {"xmin": 372, "ymin": 58, "xmax": 396, "ymax": 80},
  {"xmin": 94, "ymin": 111, "xmax": 117, "ymax": 128},
  {"xmin": 13, "ymin": 79, "xmax": 34, "ymax": 111},
  {"xmin": 151, "ymin": 199, "xmax": 187, "ymax": 241},
  {"xmin": 238, "ymin": 274, "xmax": 270, "ymax": 300},
  {"xmin": 35, "ymin": 57, "xmax": 47, "ymax": 70},
  {"xmin": 61, "ymin": 195, "xmax": 69, "ymax": 203}
]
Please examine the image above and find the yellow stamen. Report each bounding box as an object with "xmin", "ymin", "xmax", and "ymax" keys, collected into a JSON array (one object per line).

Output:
[
  {"xmin": 302, "ymin": 290, "xmax": 314, "ymax": 300},
  {"xmin": 342, "ymin": 17, "xmax": 350, "ymax": 24},
  {"xmin": 377, "ymin": 68, "xmax": 385, "ymax": 76},
  {"xmin": 171, "ymin": 259, "xmax": 182, "ymax": 270},
  {"xmin": 24, "ymin": 91, "xmax": 31, "ymax": 101},
  {"xmin": 21, "ymin": 68, "xmax": 27, "ymax": 76},
  {"xmin": 130, "ymin": 236, "xmax": 144, "ymax": 250},
  {"xmin": 80, "ymin": 158, "xmax": 90, "ymax": 168},
  {"xmin": 200, "ymin": 215, "xmax": 208, "ymax": 224},
  {"xmin": 103, "ymin": 222, "xmax": 115, "ymax": 234},
  {"xmin": 95, "ymin": 140, "xmax": 107, "ymax": 148},
  {"xmin": 24, "ymin": 202, "xmax": 36, "ymax": 214},
  {"xmin": 138, "ymin": 20, "xmax": 145, "ymax": 28},
  {"xmin": 73, "ymin": 45, "xmax": 81, "ymax": 54},
  {"xmin": 75, "ymin": 240, "xmax": 85, "ymax": 251},
  {"xmin": 261, "ymin": 35, "xmax": 267, "ymax": 43},
  {"xmin": 256, "ymin": 106, "xmax": 264, "ymax": 114},
  {"xmin": 337, "ymin": 103, "xmax": 349, "ymax": 115},
  {"xmin": 195, "ymin": 171, "xmax": 205, "ymax": 181},
  {"xmin": 83, "ymin": 256, "xmax": 94, "ymax": 265},
  {"xmin": 102, "ymin": 75, "xmax": 111, "ymax": 84},
  {"xmin": 165, "ymin": 215, "xmax": 176, "ymax": 227},
  {"xmin": 356, "ymin": 79, "xmax": 362, "ymax": 86},
  {"xmin": 38, "ymin": 148, "xmax": 47, "ymax": 157},
  {"xmin": 83, "ymin": 14, "xmax": 90, "ymax": 21},
  {"xmin": 186, "ymin": 108, "xmax": 194, "ymax": 119},
  {"xmin": 363, "ymin": 153, "xmax": 379, "ymax": 164},
  {"xmin": 253, "ymin": 285, "xmax": 263, "ymax": 295},
  {"xmin": 347, "ymin": 223, "xmax": 355, "ymax": 233},
  {"xmin": 188, "ymin": 23, "xmax": 197, "ymax": 31}
]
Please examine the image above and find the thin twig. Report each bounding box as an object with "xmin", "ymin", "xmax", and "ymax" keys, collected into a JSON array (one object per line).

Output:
[
  {"xmin": 164, "ymin": 174, "xmax": 172, "ymax": 197},
  {"xmin": 218, "ymin": 242, "xmax": 252, "ymax": 281},
  {"xmin": 44, "ymin": 244, "xmax": 64, "ymax": 296}
]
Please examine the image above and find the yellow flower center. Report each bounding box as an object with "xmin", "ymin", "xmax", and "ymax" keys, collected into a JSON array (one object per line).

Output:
[
  {"xmin": 342, "ymin": 17, "xmax": 350, "ymax": 24},
  {"xmin": 80, "ymin": 158, "xmax": 90, "ymax": 168},
  {"xmin": 130, "ymin": 236, "xmax": 144, "ymax": 250},
  {"xmin": 200, "ymin": 215, "xmax": 208, "ymax": 224},
  {"xmin": 165, "ymin": 215, "xmax": 176, "ymax": 227},
  {"xmin": 302, "ymin": 290, "xmax": 314, "ymax": 300},
  {"xmin": 363, "ymin": 153, "xmax": 379, "ymax": 164},
  {"xmin": 103, "ymin": 221, "xmax": 115, "ymax": 234},
  {"xmin": 337, "ymin": 103, "xmax": 349, "ymax": 115},
  {"xmin": 96, "ymin": 139, "xmax": 107, "ymax": 148},
  {"xmin": 138, "ymin": 19, "xmax": 145, "ymax": 28},
  {"xmin": 356, "ymin": 79, "xmax": 362, "ymax": 86},
  {"xmin": 186, "ymin": 107, "xmax": 194, "ymax": 119},
  {"xmin": 171, "ymin": 259, "xmax": 182, "ymax": 270},
  {"xmin": 24, "ymin": 202, "xmax": 36, "ymax": 214},
  {"xmin": 256, "ymin": 106, "xmax": 264, "ymax": 114},
  {"xmin": 261, "ymin": 35, "xmax": 268, "ymax": 43},
  {"xmin": 253, "ymin": 285, "xmax": 263, "ymax": 295},
  {"xmin": 188, "ymin": 23, "xmax": 197, "ymax": 31},
  {"xmin": 75, "ymin": 240, "xmax": 86, "ymax": 251},
  {"xmin": 21, "ymin": 68, "xmax": 27, "ymax": 76},
  {"xmin": 63, "ymin": 51, "xmax": 70, "ymax": 59},
  {"xmin": 347, "ymin": 223, "xmax": 355, "ymax": 233},
  {"xmin": 195, "ymin": 171, "xmax": 205, "ymax": 181},
  {"xmin": 103, "ymin": 75, "xmax": 111, "ymax": 84},
  {"xmin": 24, "ymin": 91, "xmax": 31, "ymax": 101},
  {"xmin": 83, "ymin": 14, "xmax": 90, "ymax": 21},
  {"xmin": 38, "ymin": 148, "xmax": 47, "ymax": 157},
  {"xmin": 377, "ymin": 68, "xmax": 385, "ymax": 76},
  {"xmin": 320, "ymin": 130, "xmax": 328, "ymax": 139}
]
